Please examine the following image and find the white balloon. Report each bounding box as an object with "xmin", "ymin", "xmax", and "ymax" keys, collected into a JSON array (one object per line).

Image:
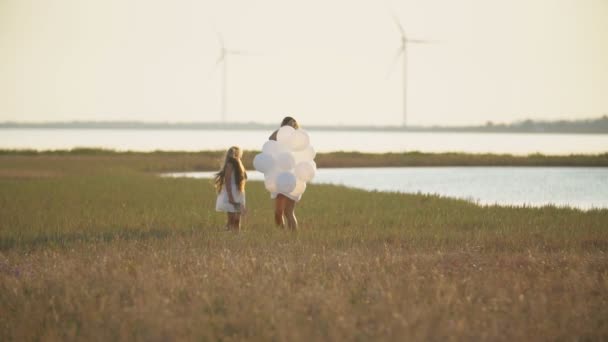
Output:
[
  {"xmin": 289, "ymin": 129, "xmax": 310, "ymax": 151},
  {"xmin": 295, "ymin": 161, "xmax": 316, "ymax": 182},
  {"xmin": 277, "ymin": 126, "xmax": 295, "ymax": 144},
  {"xmin": 293, "ymin": 145, "xmax": 316, "ymax": 164},
  {"xmin": 262, "ymin": 140, "xmax": 287, "ymax": 155},
  {"xmin": 276, "ymin": 152, "xmax": 295, "ymax": 171},
  {"xmin": 259, "ymin": 128, "xmax": 315, "ymax": 197},
  {"xmin": 264, "ymin": 172, "xmax": 279, "ymax": 193},
  {"xmin": 276, "ymin": 172, "xmax": 297, "ymax": 194},
  {"xmin": 290, "ymin": 179, "xmax": 307, "ymax": 197},
  {"xmin": 253, "ymin": 153, "xmax": 275, "ymax": 173}
]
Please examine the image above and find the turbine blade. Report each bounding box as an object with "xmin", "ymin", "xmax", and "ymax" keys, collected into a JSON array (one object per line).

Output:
[
  {"xmin": 386, "ymin": 47, "xmax": 404, "ymax": 78},
  {"xmin": 216, "ymin": 31, "xmax": 225, "ymax": 50},
  {"xmin": 407, "ymin": 39, "xmax": 437, "ymax": 44},
  {"xmin": 215, "ymin": 54, "xmax": 224, "ymax": 66},
  {"xmin": 206, "ymin": 57, "xmax": 223, "ymax": 79},
  {"xmin": 226, "ymin": 49, "xmax": 255, "ymax": 56},
  {"xmin": 387, "ymin": 7, "xmax": 405, "ymax": 37}
]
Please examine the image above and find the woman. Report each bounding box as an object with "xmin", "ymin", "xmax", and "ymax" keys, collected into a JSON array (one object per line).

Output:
[{"xmin": 269, "ymin": 116, "xmax": 300, "ymax": 230}]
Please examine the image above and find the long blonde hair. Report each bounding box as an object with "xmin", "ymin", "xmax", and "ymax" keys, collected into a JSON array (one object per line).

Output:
[{"xmin": 214, "ymin": 146, "xmax": 247, "ymax": 193}]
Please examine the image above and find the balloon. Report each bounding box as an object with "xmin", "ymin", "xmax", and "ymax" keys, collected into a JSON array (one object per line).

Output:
[
  {"xmin": 277, "ymin": 126, "xmax": 295, "ymax": 144},
  {"xmin": 290, "ymin": 179, "xmax": 307, "ymax": 197},
  {"xmin": 253, "ymin": 153, "xmax": 275, "ymax": 173},
  {"xmin": 289, "ymin": 129, "xmax": 310, "ymax": 151},
  {"xmin": 262, "ymin": 140, "xmax": 287, "ymax": 155},
  {"xmin": 276, "ymin": 152, "xmax": 295, "ymax": 171},
  {"xmin": 258, "ymin": 127, "xmax": 315, "ymax": 199},
  {"xmin": 276, "ymin": 172, "xmax": 297, "ymax": 194},
  {"xmin": 264, "ymin": 172, "xmax": 279, "ymax": 193},
  {"xmin": 295, "ymin": 161, "xmax": 316, "ymax": 182},
  {"xmin": 293, "ymin": 145, "xmax": 316, "ymax": 164}
]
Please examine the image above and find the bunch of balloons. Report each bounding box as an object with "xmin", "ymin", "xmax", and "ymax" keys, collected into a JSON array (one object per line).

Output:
[{"xmin": 253, "ymin": 126, "xmax": 317, "ymax": 199}]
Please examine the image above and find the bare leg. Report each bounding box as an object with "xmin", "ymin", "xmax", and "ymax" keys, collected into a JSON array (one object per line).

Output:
[
  {"xmin": 232, "ymin": 212, "xmax": 241, "ymax": 231},
  {"xmin": 284, "ymin": 198, "xmax": 298, "ymax": 230},
  {"xmin": 225, "ymin": 213, "xmax": 233, "ymax": 230},
  {"xmin": 274, "ymin": 195, "xmax": 287, "ymax": 228}
]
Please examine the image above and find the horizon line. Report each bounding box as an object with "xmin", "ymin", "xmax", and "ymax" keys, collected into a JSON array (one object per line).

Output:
[{"xmin": 1, "ymin": 115, "xmax": 606, "ymax": 128}]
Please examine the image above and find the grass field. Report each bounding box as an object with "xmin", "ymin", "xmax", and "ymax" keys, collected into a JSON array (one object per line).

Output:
[{"xmin": 1, "ymin": 151, "xmax": 607, "ymax": 340}]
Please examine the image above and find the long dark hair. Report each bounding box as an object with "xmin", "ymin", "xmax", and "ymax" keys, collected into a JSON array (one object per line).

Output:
[{"xmin": 214, "ymin": 146, "xmax": 247, "ymax": 193}]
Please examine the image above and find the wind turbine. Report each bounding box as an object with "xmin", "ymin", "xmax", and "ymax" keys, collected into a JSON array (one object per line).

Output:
[
  {"xmin": 388, "ymin": 12, "xmax": 432, "ymax": 127},
  {"xmin": 213, "ymin": 32, "xmax": 250, "ymax": 123}
]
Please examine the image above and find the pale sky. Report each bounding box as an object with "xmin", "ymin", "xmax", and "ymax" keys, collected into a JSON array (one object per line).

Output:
[{"xmin": 1, "ymin": 0, "xmax": 607, "ymax": 126}]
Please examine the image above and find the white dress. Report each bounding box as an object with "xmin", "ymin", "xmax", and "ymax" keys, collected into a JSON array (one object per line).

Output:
[
  {"xmin": 215, "ymin": 173, "xmax": 246, "ymax": 212},
  {"xmin": 271, "ymin": 192, "xmax": 302, "ymax": 202}
]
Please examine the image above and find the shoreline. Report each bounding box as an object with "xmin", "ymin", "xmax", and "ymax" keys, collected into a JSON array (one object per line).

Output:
[
  {"xmin": 163, "ymin": 171, "xmax": 607, "ymax": 212},
  {"xmin": 2, "ymin": 116, "xmax": 608, "ymax": 134}
]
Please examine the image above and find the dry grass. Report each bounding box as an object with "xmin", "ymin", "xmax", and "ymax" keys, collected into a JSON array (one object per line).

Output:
[
  {"xmin": 2, "ymin": 239, "xmax": 606, "ymax": 341},
  {"xmin": 0, "ymin": 152, "xmax": 607, "ymax": 341}
]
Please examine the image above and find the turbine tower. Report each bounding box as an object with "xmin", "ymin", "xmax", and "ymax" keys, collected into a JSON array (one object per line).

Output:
[
  {"xmin": 388, "ymin": 13, "xmax": 432, "ymax": 127},
  {"xmin": 213, "ymin": 32, "xmax": 249, "ymax": 123}
]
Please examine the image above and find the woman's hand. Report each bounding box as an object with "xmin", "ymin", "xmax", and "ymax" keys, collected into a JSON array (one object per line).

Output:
[{"xmin": 229, "ymin": 200, "xmax": 240, "ymax": 210}]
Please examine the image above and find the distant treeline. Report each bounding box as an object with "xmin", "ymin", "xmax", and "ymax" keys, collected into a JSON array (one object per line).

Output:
[
  {"xmin": 432, "ymin": 116, "xmax": 608, "ymax": 134},
  {"xmin": 2, "ymin": 116, "xmax": 607, "ymax": 133}
]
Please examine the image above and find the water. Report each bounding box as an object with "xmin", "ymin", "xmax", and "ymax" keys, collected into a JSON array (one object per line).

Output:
[
  {"xmin": 1, "ymin": 128, "xmax": 607, "ymax": 154},
  {"xmin": 165, "ymin": 167, "xmax": 608, "ymax": 210}
]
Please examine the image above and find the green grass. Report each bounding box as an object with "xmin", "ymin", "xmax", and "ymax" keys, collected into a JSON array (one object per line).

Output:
[
  {"xmin": 2, "ymin": 148, "xmax": 608, "ymax": 170},
  {"xmin": 1, "ymin": 152, "xmax": 607, "ymax": 341}
]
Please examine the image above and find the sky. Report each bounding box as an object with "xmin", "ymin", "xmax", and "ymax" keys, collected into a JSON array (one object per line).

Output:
[{"xmin": 0, "ymin": 0, "xmax": 607, "ymax": 126}]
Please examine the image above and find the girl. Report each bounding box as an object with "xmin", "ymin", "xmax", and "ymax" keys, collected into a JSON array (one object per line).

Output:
[
  {"xmin": 269, "ymin": 116, "xmax": 300, "ymax": 230},
  {"xmin": 214, "ymin": 146, "xmax": 247, "ymax": 230}
]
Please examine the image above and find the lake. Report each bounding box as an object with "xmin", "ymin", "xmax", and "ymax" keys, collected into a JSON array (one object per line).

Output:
[
  {"xmin": 1, "ymin": 128, "xmax": 607, "ymax": 154},
  {"xmin": 165, "ymin": 167, "xmax": 608, "ymax": 210}
]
